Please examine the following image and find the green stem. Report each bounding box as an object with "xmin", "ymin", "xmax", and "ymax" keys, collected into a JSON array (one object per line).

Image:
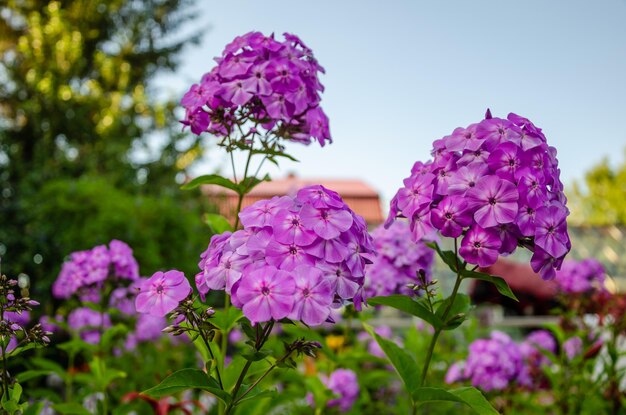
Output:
[
  {"xmin": 1, "ymin": 343, "xmax": 8, "ymax": 399},
  {"xmin": 225, "ymin": 322, "xmax": 274, "ymax": 414},
  {"xmin": 418, "ymin": 240, "xmax": 464, "ymax": 387}
]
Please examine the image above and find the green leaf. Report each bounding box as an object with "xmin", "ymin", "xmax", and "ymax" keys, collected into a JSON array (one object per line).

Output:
[
  {"xmin": 368, "ymin": 295, "xmax": 443, "ymax": 329},
  {"xmin": 251, "ymin": 148, "xmax": 299, "ymax": 162},
  {"xmin": 363, "ymin": 323, "xmax": 421, "ymax": 393},
  {"xmin": 435, "ymin": 293, "xmax": 471, "ymax": 330},
  {"xmin": 212, "ymin": 308, "xmax": 245, "ymax": 333},
  {"xmin": 412, "ymin": 387, "xmax": 499, "ymax": 414},
  {"xmin": 204, "ymin": 213, "xmax": 232, "ymax": 234},
  {"xmin": 238, "ymin": 174, "xmax": 270, "ymax": 195},
  {"xmin": 241, "ymin": 350, "xmax": 270, "ymax": 362},
  {"xmin": 181, "ymin": 174, "xmax": 239, "ymax": 192},
  {"xmin": 143, "ymin": 369, "xmax": 231, "ymax": 404},
  {"xmin": 461, "ymin": 270, "xmax": 518, "ymax": 301},
  {"xmin": 235, "ymin": 385, "xmax": 277, "ymax": 405},
  {"xmin": 16, "ymin": 370, "xmax": 53, "ymax": 383},
  {"xmin": 52, "ymin": 403, "xmax": 92, "ymax": 415},
  {"xmin": 426, "ymin": 242, "xmax": 462, "ymax": 273},
  {"xmin": 23, "ymin": 402, "xmax": 44, "ymax": 415}
]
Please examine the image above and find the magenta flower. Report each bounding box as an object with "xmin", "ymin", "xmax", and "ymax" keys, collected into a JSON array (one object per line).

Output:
[
  {"xmin": 321, "ymin": 369, "xmax": 359, "ymax": 412},
  {"xmin": 135, "ymin": 270, "xmax": 191, "ymax": 317},
  {"xmin": 387, "ymin": 111, "xmax": 570, "ymax": 278},
  {"xmin": 236, "ymin": 266, "xmax": 296, "ymax": 324},
  {"xmin": 288, "ymin": 267, "xmax": 333, "ymax": 325},
  {"xmin": 271, "ymin": 209, "xmax": 318, "ymax": 246},
  {"xmin": 430, "ymin": 196, "xmax": 472, "ymax": 238},
  {"xmin": 534, "ymin": 204, "xmax": 570, "ymax": 259},
  {"xmin": 299, "ymin": 204, "xmax": 353, "ymax": 239},
  {"xmin": 467, "ymin": 176, "xmax": 519, "ymax": 228},
  {"xmin": 459, "ymin": 226, "xmax": 502, "ymax": 267},
  {"xmin": 196, "ymin": 185, "xmax": 375, "ymax": 325}
]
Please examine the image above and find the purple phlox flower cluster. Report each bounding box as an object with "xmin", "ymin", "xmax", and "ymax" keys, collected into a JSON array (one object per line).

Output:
[
  {"xmin": 520, "ymin": 330, "xmax": 557, "ymax": 368},
  {"xmin": 196, "ymin": 185, "xmax": 374, "ymax": 325},
  {"xmin": 320, "ymin": 368, "xmax": 359, "ymax": 412},
  {"xmin": 357, "ymin": 325, "xmax": 402, "ymax": 359},
  {"xmin": 364, "ymin": 221, "xmax": 434, "ymax": 297},
  {"xmin": 67, "ymin": 307, "xmax": 111, "ymax": 345},
  {"xmin": 555, "ymin": 258, "xmax": 607, "ymax": 294},
  {"xmin": 181, "ymin": 31, "xmax": 331, "ymax": 146},
  {"xmin": 52, "ymin": 240, "xmax": 139, "ymax": 300},
  {"xmin": 386, "ymin": 111, "xmax": 570, "ymax": 279},
  {"xmin": 135, "ymin": 270, "xmax": 192, "ymax": 317},
  {"xmin": 447, "ymin": 331, "xmax": 526, "ymax": 391}
]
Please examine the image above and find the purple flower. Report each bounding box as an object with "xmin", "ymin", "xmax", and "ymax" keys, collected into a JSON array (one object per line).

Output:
[
  {"xmin": 288, "ymin": 266, "xmax": 333, "ymax": 325},
  {"xmin": 236, "ymin": 266, "xmax": 296, "ymax": 324},
  {"xmin": 196, "ymin": 185, "xmax": 373, "ymax": 325},
  {"xmin": 180, "ymin": 32, "xmax": 331, "ymax": 146},
  {"xmin": 555, "ymin": 258, "xmax": 606, "ymax": 294},
  {"xmin": 52, "ymin": 240, "xmax": 141, "ymax": 300},
  {"xmin": 467, "ymin": 176, "xmax": 519, "ymax": 228},
  {"xmin": 521, "ymin": 330, "xmax": 556, "ymax": 367},
  {"xmin": 462, "ymin": 331, "xmax": 525, "ymax": 391},
  {"xmin": 299, "ymin": 204, "xmax": 353, "ymax": 240},
  {"xmin": 365, "ymin": 221, "xmax": 434, "ymax": 297},
  {"xmin": 430, "ymin": 196, "xmax": 472, "ymax": 238},
  {"xmin": 386, "ymin": 111, "xmax": 570, "ymax": 276},
  {"xmin": 321, "ymin": 369, "xmax": 359, "ymax": 412},
  {"xmin": 459, "ymin": 226, "xmax": 502, "ymax": 267},
  {"xmin": 135, "ymin": 270, "xmax": 191, "ymax": 317},
  {"xmin": 67, "ymin": 307, "xmax": 111, "ymax": 345},
  {"xmin": 563, "ymin": 336, "xmax": 583, "ymax": 360},
  {"xmin": 534, "ymin": 205, "xmax": 570, "ymax": 259}
]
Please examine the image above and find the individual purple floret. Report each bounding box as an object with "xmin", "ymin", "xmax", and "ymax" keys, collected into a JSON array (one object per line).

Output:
[
  {"xmin": 135, "ymin": 270, "xmax": 192, "ymax": 317},
  {"xmin": 320, "ymin": 368, "xmax": 359, "ymax": 412},
  {"xmin": 180, "ymin": 32, "xmax": 331, "ymax": 146},
  {"xmin": 67, "ymin": 307, "xmax": 111, "ymax": 345},
  {"xmin": 196, "ymin": 185, "xmax": 374, "ymax": 325},
  {"xmin": 52, "ymin": 240, "xmax": 140, "ymax": 300},
  {"xmin": 386, "ymin": 111, "xmax": 571, "ymax": 279},
  {"xmin": 364, "ymin": 221, "xmax": 434, "ymax": 297},
  {"xmin": 555, "ymin": 258, "xmax": 607, "ymax": 294}
]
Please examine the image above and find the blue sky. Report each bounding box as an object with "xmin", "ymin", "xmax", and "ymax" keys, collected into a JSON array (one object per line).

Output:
[{"xmin": 158, "ymin": 0, "xmax": 626, "ymax": 205}]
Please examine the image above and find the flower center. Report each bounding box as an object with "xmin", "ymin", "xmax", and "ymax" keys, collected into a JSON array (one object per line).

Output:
[
  {"xmin": 547, "ymin": 225, "xmax": 555, "ymax": 234},
  {"xmin": 488, "ymin": 197, "xmax": 497, "ymax": 206},
  {"xmin": 156, "ymin": 285, "xmax": 164, "ymax": 294},
  {"xmin": 261, "ymin": 286, "xmax": 270, "ymax": 296},
  {"xmin": 445, "ymin": 212, "xmax": 453, "ymax": 220},
  {"xmin": 291, "ymin": 218, "xmax": 300, "ymax": 226},
  {"xmin": 289, "ymin": 245, "xmax": 298, "ymax": 255},
  {"xmin": 473, "ymin": 242, "xmax": 482, "ymax": 249},
  {"xmin": 302, "ymin": 288, "xmax": 311, "ymax": 298}
]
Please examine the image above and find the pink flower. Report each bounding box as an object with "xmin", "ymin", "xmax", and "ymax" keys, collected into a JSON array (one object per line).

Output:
[
  {"xmin": 135, "ymin": 270, "xmax": 191, "ymax": 317},
  {"xmin": 236, "ymin": 266, "xmax": 296, "ymax": 324}
]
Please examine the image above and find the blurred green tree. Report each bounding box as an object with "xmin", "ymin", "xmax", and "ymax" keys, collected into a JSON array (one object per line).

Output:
[
  {"xmin": 0, "ymin": 0, "xmax": 210, "ymax": 292},
  {"xmin": 569, "ymin": 149, "xmax": 626, "ymax": 225}
]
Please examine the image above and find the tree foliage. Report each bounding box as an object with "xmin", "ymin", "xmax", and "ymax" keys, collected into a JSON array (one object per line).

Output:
[
  {"xmin": 569, "ymin": 149, "xmax": 626, "ymax": 226},
  {"xmin": 0, "ymin": 0, "xmax": 209, "ymax": 291}
]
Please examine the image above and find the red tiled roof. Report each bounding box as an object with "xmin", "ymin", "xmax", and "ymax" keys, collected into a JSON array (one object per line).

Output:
[{"xmin": 201, "ymin": 174, "xmax": 384, "ymax": 225}]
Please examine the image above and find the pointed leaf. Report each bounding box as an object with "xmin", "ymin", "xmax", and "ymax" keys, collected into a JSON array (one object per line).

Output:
[
  {"xmin": 204, "ymin": 213, "xmax": 232, "ymax": 234},
  {"xmin": 368, "ymin": 295, "xmax": 443, "ymax": 329},
  {"xmin": 142, "ymin": 369, "xmax": 231, "ymax": 404},
  {"xmin": 181, "ymin": 174, "xmax": 239, "ymax": 192},
  {"xmin": 461, "ymin": 270, "xmax": 518, "ymax": 301},
  {"xmin": 363, "ymin": 323, "xmax": 420, "ymax": 393},
  {"xmin": 412, "ymin": 386, "xmax": 499, "ymax": 414},
  {"xmin": 426, "ymin": 242, "xmax": 461, "ymax": 273},
  {"xmin": 436, "ymin": 293, "xmax": 471, "ymax": 330}
]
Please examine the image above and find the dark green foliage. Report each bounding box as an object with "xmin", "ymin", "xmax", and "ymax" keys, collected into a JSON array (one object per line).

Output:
[
  {"xmin": 24, "ymin": 176, "xmax": 209, "ymax": 296},
  {"xmin": 0, "ymin": 0, "xmax": 210, "ymax": 288}
]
